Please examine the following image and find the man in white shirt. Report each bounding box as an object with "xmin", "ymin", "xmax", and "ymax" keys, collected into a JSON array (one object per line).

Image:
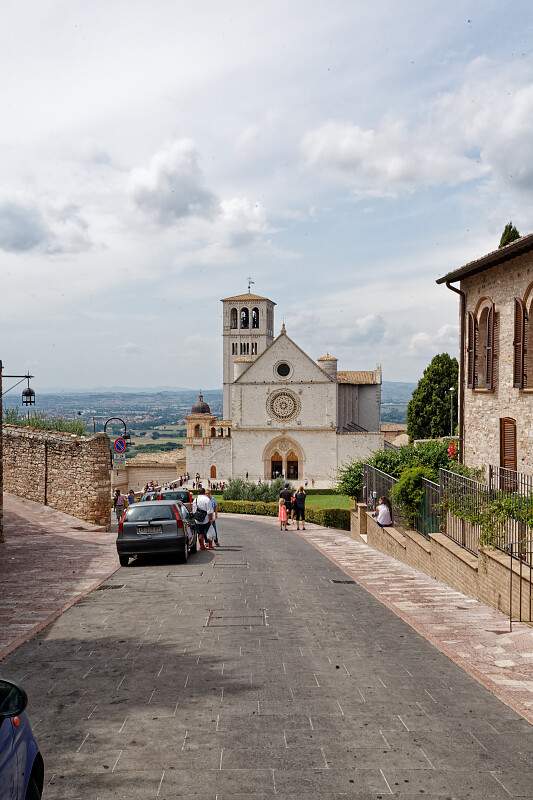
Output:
[{"xmin": 192, "ymin": 488, "xmax": 214, "ymax": 550}]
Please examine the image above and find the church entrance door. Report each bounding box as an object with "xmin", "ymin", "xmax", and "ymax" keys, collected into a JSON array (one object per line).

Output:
[
  {"xmin": 287, "ymin": 452, "xmax": 298, "ymax": 480},
  {"xmin": 271, "ymin": 452, "xmax": 282, "ymax": 479}
]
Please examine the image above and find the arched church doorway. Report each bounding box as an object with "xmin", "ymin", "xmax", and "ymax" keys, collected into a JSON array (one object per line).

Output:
[
  {"xmin": 271, "ymin": 452, "xmax": 282, "ymax": 479},
  {"xmin": 286, "ymin": 452, "xmax": 299, "ymax": 480},
  {"xmin": 210, "ymin": 465, "xmax": 217, "ymax": 480}
]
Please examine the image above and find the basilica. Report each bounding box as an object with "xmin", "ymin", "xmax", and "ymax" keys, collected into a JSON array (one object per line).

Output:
[{"xmin": 185, "ymin": 291, "xmax": 384, "ymax": 487}]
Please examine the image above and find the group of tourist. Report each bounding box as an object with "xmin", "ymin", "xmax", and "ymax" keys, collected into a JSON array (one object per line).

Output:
[{"xmin": 278, "ymin": 483, "xmax": 307, "ymax": 531}]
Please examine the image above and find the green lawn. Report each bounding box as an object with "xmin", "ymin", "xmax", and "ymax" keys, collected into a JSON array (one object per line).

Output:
[{"xmin": 213, "ymin": 492, "xmax": 352, "ymax": 509}]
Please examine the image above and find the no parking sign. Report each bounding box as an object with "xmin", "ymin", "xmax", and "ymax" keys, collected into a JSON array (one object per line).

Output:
[{"xmin": 114, "ymin": 437, "xmax": 127, "ymax": 454}]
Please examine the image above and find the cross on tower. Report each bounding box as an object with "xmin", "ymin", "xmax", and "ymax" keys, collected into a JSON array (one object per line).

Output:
[{"xmin": 247, "ymin": 277, "xmax": 255, "ymax": 293}]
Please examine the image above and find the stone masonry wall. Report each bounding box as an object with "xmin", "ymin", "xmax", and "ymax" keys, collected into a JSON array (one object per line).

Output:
[
  {"xmin": 359, "ymin": 505, "xmax": 531, "ymax": 620},
  {"xmin": 3, "ymin": 426, "xmax": 111, "ymax": 527},
  {"xmin": 462, "ymin": 254, "xmax": 533, "ymax": 472}
]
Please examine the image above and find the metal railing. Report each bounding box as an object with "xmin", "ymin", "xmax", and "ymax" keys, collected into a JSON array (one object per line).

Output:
[
  {"xmin": 440, "ymin": 467, "xmax": 533, "ymax": 565},
  {"xmin": 363, "ymin": 464, "xmax": 440, "ymax": 538}
]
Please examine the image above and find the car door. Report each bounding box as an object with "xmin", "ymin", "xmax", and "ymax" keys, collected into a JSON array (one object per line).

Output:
[{"xmin": 0, "ymin": 717, "xmax": 18, "ymax": 800}]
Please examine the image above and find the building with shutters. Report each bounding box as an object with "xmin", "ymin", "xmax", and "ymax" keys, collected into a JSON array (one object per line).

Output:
[
  {"xmin": 437, "ymin": 233, "xmax": 533, "ymax": 473},
  {"xmin": 184, "ymin": 291, "xmax": 384, "ymax": 487}
]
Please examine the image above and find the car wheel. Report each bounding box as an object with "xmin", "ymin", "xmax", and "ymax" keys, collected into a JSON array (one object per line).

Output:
[
  {"xmin": 26, "ymin": 777, "xmax": 42, "ymax": 800},
  {"xmin": 180, "ymin": 537, "xmax": 189, "ymax": 563},
  {"xmin": 118, "ymin": 555, "xmax": 130, "ymax": 567}
]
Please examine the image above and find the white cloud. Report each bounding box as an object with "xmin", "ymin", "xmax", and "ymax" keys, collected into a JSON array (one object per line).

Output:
[
  {"xmin": 0, "ymin": 199, "xmax": 91, "ymax": 254},
  {"xmin": 409, "ymin": 323, "xmax": 459, "ymax": 355},
  {"xmin": 302, "ymin": 56, "xmax": 533, "ymax": 198},
  {"xmin": 130, "ymin": 139, "xmax": 218, "ymax": 225}
]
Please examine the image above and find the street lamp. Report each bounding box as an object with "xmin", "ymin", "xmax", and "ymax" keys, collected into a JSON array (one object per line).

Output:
[{"xmin": 449, "ymin": 386, "xmax": 455, "ymax": 436}]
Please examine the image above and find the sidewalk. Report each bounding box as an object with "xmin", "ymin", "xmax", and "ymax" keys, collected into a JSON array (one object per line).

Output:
[
  {"xmin": 223, "ymin": 512, "xmax": 533, "ymax": 725},
  {"xmin": 0, "ymin": 493, "xmax": 118, "ymax": 661}
]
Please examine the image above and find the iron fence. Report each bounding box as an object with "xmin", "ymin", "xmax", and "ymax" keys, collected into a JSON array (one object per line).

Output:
[
  {"xmin": 363, "ymin": 464, "xmax": 440, "ymax": 538},
  {"xmin": 440, "ymin": 467, "xmax": 533, "ymax": 565}
]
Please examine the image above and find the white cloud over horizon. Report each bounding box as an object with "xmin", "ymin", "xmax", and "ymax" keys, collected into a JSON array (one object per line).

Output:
[{"xmin": 2, "ymin": 1, "xmax": 533, "ymax": 390}]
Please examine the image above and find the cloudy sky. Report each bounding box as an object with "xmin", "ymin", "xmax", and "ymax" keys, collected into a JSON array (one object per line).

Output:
[{"xmin": 2, "ymin": 0, "xmax": 533, "ymax": 391}]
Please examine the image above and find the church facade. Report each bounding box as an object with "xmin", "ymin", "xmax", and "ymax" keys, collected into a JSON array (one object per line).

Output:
[{"xmin": 185, "ymin": 292, "xmax": 384, "ymax": 487}]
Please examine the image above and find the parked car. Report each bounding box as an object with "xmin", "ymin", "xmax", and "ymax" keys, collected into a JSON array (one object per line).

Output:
[
  {"xmin": 0, "ymin": 678, "xmax": 44, "ymax": 799},
  {"xmin": 116, "ymin": 500, "xmax": 197, "ymax": 566},
  {"xmin": 140, "ymin": 489, "xmax": 193, "ymax": 510}
]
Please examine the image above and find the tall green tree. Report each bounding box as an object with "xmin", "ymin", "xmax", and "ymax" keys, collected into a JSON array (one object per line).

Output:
[
  {"xmin": 407, "ymin": 353, "xmax": 458, "ymax": 441},
  {"xmin": 499, "ymin": 221, "xmax": 520, "ymax": 248}
]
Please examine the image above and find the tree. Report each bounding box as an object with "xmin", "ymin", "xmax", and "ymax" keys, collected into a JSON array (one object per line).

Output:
[
  {"xmin": 499, "ymin": 221, "xmax": 520, "ymax": 248},
  {"xmin": 407, "ymin": 353, "xmax": 458, "ymax": 441}
]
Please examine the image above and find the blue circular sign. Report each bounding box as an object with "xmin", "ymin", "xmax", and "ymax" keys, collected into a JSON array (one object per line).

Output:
[{"xmin": 114, "ymin": 437, "xmax": 126, "ymax": 453}]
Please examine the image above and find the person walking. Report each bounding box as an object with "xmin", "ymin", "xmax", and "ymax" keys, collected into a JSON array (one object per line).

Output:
[
  {"xmin": 279, "ymin": 483, "xmax": 292, "ymax": 526},
  {"xmin": 113, "ymin": 489, "xmax": 126, "ymax": 523},
  {"xmin": 373, "ymin": 496, "xmax": 393, "ymax": 528},
  {"xmin": 278, "ymin": 497, "xmax": 288, "ymax": 531},
  {"xmin": 192, "ymin": 488, "xmax": 213, "ymax": 550},
  {"xmin": 127, "ymin": 488, "xmax": 136, "ymax": 506},
  {"xmin": 206, "ymin": 489, "xmax": 220, "ymax": 546},
  {"xmin": 294, "ymin": 486, "xmax": 306, "ymax": 531}
]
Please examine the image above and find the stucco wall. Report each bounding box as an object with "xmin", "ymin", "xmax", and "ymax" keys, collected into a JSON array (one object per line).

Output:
[
  {"xmin": 2, "ymin": 426, "xmax": 111, "ymax": 526},
  {"xmin": 461, "ymin": 255, "xmax": 533, "ymax": 472}
]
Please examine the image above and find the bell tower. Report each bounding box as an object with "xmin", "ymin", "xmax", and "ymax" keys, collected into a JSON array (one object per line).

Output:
[{"xmin": 221, "ymin": 291, "xmax": 276, "ymax": 418}]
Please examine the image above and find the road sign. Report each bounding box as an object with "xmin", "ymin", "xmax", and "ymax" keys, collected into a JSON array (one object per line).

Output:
[
  {"xmin": 114, "ymin": 437, "xmax": 127, "ymax": 454},
  {"xmin": 113, "ymin": 453, "xmax": 127, "ymax": 468}
]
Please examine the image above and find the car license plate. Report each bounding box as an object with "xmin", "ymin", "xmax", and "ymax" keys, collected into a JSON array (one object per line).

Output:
[{"xmin": 137, "ymin": 526, "xmax": 162, "ymax": 535}]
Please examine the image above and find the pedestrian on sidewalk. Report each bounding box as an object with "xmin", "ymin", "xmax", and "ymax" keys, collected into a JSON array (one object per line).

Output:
[
  {"xmin": 279, "ymin": 483, "xmax": 292, "ymax": 526},
  {"xmin": 192, "ymin": 488, "xmax": 213, "ymax": 550},
  {"xmin": 113, "ymin": 489, "xmax": 127, "ymax": 522},
  {"xmin": 294, "ymin": 486, "xmax": 306, "ymax": 531},
  {"xmin": 278, "ymin": 497, "xmax": 288, "ymax": 531},
  {"xmin": 206, "ymin": 489, "xmax": 220, "ymax": 546},
  {"xmin": 373, "ymin": 496, "xmax": 393, "ymax": 528}
]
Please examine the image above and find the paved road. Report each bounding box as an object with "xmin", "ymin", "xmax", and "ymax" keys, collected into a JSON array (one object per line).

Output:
[{"xmin": 3, "ymin": 516, "xmax": 533, "ymax": 799}]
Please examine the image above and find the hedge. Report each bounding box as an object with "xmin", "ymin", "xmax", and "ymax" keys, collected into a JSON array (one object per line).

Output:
[{"xmin": 217, "ymin": 500, "xmax": 350, "ymax": 531}]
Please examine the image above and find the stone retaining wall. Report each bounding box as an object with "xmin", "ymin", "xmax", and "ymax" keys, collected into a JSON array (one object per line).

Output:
[
  {"xmin": 2, "ymin": 426, "xmax": 111, "ymax": 528},
  {"xmin": 353, "ymin": 503, "xmax": 532, "ymax": 620}
]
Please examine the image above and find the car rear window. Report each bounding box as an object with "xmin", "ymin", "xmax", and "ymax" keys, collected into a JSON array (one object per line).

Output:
[
  {"xmin": 126, "ymin": 505, "xmax": 174, "ymax": 522},
  {"xmin": 162, "ymin": 491, "xmax": 189, "ymax": 501}
]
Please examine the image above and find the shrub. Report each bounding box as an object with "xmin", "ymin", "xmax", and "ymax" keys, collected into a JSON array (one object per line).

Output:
[
  {"xmin": 217, "ymin": 500, "xmax": 350, "ymax": 530},
  {"xmin": 4, "ymin": 408, "xmax": 86, "ymax": 436},
  {"xmin": 390, "ymin": 466, "xmax": 434, "ymax": 527},
  {"xmin": 223, "ymin": 478, "xmax": 284, "ymax": 503}
]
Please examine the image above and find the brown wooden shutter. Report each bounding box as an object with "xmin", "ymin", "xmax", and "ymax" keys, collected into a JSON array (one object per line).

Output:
[
  {"xmin": 500, "ymin": 417, "xmax": 517, "ymax": 471},
  {"xmin": 467, "ymin": 312, "xmax": 476, "ymax": 388},
  {"xmin": 485, "ymin": 303, "xmax": 495, "ymax": 390},
  {"xmin": 514, "ymin": 298, "xmax": 526, "ymax": 388}
]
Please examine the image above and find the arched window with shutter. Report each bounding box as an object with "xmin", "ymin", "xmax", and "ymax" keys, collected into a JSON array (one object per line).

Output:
[
  {"xmin": 514, "ymin": 297, "xmax": 526, "ymax": 388},
  {"xmin": 484, "ymin": 302, "xmax": 495, "ymax": 390},
  {"xmin": 467, "ymin": 312, "xmax": 477, "ymax": 388},
  {"xmin": 500, "ymin": 417, "xmax": 517, "ymax": 472},
  {"xmin": 475, "ymin": 300, "xmax": 496, "ymax": 390}
]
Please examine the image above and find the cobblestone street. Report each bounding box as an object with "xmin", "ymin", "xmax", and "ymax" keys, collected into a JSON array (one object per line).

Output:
[{"xmin": 3, "ymin": 515, "xmax": 533, "ymax": 799}]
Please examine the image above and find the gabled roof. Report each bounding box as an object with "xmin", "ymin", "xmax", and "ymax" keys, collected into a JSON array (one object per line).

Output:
[
  {"xmin": 337, "ymin": 370, "xmax": 381, "ymax": 385},
  {"xmin": 436, "ymin": 232, "xmax": 533, "ymax": 285},
  {"xmin": 234, "ymin": 328, "xmax": 334, "ymax": 383},
  {"xmin": 222, "ymin": 292, "xmax": 275, "ymax": 303}
]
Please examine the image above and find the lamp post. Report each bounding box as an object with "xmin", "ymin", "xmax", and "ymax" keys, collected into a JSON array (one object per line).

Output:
[
  {"xmin": 0, "ymin": 361, "xmax": 36, "ymax": 542},
  {"xmin": 449, "ymin": 386, "xmax": 455, "ymax": 437}
]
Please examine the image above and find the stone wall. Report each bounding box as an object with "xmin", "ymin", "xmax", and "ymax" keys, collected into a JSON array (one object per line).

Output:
[
  {"xmin": 2, "ymin": 426, "xmax": 111, "ymax": 527},
  {"xmin": 354, "ymin": 504, "xmax": 531, "ymax": 620},
  {"xmin": 461, "ymin": 255, "xmax": 533, "ymax": 473}
]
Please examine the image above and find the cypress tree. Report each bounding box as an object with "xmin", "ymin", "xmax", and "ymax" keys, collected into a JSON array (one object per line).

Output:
[{"xmin": 499, "ymin": 221, "xmax": 521, "ymax": 248}]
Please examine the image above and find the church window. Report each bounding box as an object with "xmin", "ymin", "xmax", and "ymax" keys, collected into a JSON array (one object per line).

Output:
[
  {"xmin": 231, "ymin": 342, "xmax": 237, "ymax": 355},
  {"xmin": 276, "ymin": 362, "xmax": 291, "ymax": 378},
  {"xmin": 240, "ymin": 308, "xmax": 249, "ymax": 329},
  {"xmin": 230, "ymin": 308, "xmax": 238, "ymax": 329},
  {"xmin": 252, "ymin": 307, "xmax": 259, "ymax": 329},
  {"xmin": 251, "ymin": 342, "xmax": 257, "ymax": 355},
  {"xmin": 194, "ymin": 424, "xmax": 201, "ymax": 438}
]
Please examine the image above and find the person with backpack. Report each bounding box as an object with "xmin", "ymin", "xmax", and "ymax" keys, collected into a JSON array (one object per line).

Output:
[
  {"xmin": 113, "ymin": 489, "xmax": 127, "ymax": 522},
  {"xmin": 294, "ymin": 486, "xmax": 306, "ymax": 531},
  {"xmin": 192, "ymin": 488, "xmax": 213, "ymax": 550}
]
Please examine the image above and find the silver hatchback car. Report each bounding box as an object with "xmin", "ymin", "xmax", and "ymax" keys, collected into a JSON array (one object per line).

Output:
[{"xmin": 116, "ymin": 500, "xmax": 197, "ymax": 567}]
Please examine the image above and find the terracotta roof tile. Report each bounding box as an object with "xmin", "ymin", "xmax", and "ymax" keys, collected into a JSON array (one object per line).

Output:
[
  {"xmin": 222, "ymin": 293, "xmax": 275, "ymax": 303},
  {"xmin": 337, "ymin": 370, "xmax": 380, "ymax": 385}
]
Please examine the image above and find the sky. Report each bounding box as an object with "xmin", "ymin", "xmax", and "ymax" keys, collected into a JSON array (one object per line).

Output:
[{"xmin": 2, "ymin": 0, "xmax": 533, "ymax": 391}]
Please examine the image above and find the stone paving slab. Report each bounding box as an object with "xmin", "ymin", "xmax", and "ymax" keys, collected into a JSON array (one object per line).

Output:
[
  {"xmin": 0, "ymin": 493, "xmax": 118, "ymax": 661},
  {"xmin": 2, "ymin": 514, "xmax": 533, "ymax": 798}
]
